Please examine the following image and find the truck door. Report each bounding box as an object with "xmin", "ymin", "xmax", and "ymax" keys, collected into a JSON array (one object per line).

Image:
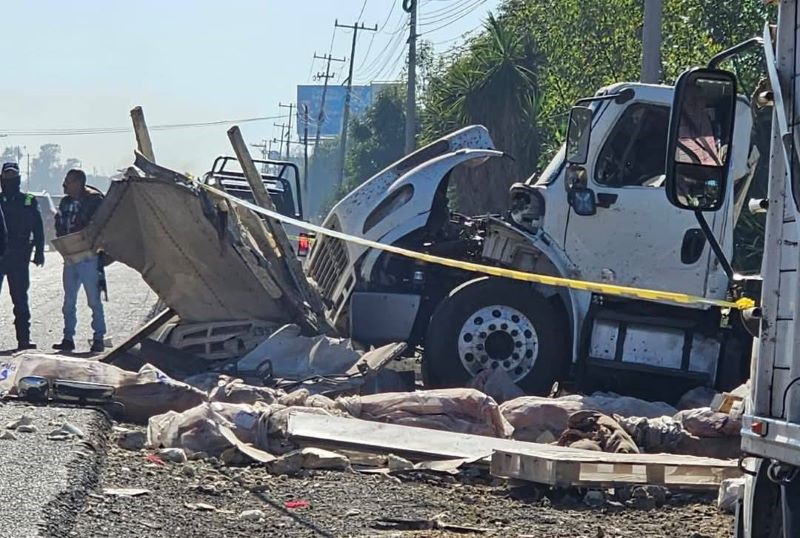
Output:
[{"xmin": 563, "ymin": 101, "xmax": 730, "ymax": 299}]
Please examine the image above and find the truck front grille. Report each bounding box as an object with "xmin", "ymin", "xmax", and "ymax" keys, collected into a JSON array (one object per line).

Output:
[{"xmin": 307, "ymin": 216, "xmax": 349, "ymax": 303}]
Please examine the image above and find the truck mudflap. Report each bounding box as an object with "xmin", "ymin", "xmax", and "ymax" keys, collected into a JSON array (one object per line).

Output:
[{"xmin": 783, "ymin": 470, "xmax": 800, "ymax": 538}]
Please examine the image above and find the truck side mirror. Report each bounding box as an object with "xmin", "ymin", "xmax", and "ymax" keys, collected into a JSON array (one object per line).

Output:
[
  {"xmin": 568, "ymin": 187, "xmax": 597, "ymax": 216},
  {"xmin": 566, "ymin": 106, "xmax": 593, "ymax": 165},
  {"xmin": 665, "ymin": 68, "xmax": 737, "ymax": 212}
]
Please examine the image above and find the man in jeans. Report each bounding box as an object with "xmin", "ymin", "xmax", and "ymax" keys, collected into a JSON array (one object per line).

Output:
[{"xmin": 53, "ymin": 169, "xmax": 106, "ymax": 353}]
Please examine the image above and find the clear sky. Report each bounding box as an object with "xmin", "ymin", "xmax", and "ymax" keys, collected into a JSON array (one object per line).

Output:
[{"xmin": 0, "ymin": 0, "xmax": 501, "ymax": 177}]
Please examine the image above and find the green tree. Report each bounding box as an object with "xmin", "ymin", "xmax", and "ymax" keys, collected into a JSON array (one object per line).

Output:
[
  {"xmin": 0, "ymin": 146, "xmax": 23, "ymax": 164},
  {"xmin": 343, "ymin": 85, "xmax": 406, "ymax": 193},
  {"xmin": 423, "ymin": 14, "xmax": 540, "ymax": 214},
  {"xmin": 31, "ymin": 144, "xmax": 63, "ymax": 193},
  {"xmin": 422, "ymin": 0, "xmax": 773, "ymax": 267}
]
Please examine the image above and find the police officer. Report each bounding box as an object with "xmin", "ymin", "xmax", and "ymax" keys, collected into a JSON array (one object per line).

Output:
[{"xmin": 0, "ymin": 162, "xmax": 44, "ymax": 350}]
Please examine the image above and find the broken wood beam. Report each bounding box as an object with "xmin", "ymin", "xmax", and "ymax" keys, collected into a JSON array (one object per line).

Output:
[
  {"xmin": 99, "ymin": 307, "xmax": 177, "ymax": 364},
  {"xmin": 130, "ymin": 107, "xmax": 156, "ymax": 162},
  {"xmin": 226, "ymin": 126, "xmax": 330, "ymax": 330}
]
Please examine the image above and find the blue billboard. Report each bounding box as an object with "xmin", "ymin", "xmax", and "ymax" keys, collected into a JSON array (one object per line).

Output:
[{"xmin": 296, "ymin": 85, "xmax": 373, "ymax": 138}]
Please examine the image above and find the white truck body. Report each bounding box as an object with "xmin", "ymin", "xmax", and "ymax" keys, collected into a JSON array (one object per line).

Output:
[{"xmin": 308, "ymin": 82, "xmax": 756, "ymax": 400}]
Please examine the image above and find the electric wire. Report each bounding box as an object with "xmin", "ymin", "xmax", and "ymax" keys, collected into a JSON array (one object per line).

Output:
[
  {"xmin": 419, "ymin": 0, "xmax": 486, "ymax": 30},
  {"xmin": 419, "ymin": 0, "xmax": 475, "ymax": 21},
  {"xmin": 0, "ymin": 114, "xmax": 289, "ymax": 137},
  {"xmin": 421, "ymin": 1, "xmax": 487, "ymax": 36}
]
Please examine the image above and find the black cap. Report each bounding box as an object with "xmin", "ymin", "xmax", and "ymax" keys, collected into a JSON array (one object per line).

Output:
[{"xmin": 1, "ymin": 162, "xmax": 20, "ymax": 177}]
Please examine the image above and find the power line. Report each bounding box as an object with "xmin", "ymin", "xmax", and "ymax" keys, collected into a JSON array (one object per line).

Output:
[
  {"xmin": 420, "ymin": 0, "xmax": 488, "ymax": 35},
  {"xmin": 419, "ymin": 0, "xmax": 474, "ymax": 21},
  {"xmin": 0, "ymin": 114, "xmax": 287, "ymax": 137},
  {"xmin": 373, "ymin": 35, "xmax": 408, "ymax": 81},
  {"xmin": 378, "ymin": 0, "xmax": 398, "ymax": 32},
  {"xmin": 356, "ymin": 0, "xmax": 402, "ymax": 76},
  {"xmin": 432, "ymin": 27, "xmax": 480, "ymax": 47},
  {"xmin": 359, "ymin": 21, "xmax": 407, "ymax": 80},
  {"xmin": 419, "ymin": 0, "xmax": 486, "ymax": 28},
  {"xmin": 357, "ymin": 0, "xmax": 369, "ymax": 21},
  {"xmin": 356, "ymin": 29, "xmax": 378, "ymax": 72}
]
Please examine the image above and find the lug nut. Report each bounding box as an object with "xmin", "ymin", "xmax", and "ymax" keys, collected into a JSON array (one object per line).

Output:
[{"xmin": 492, "ymin": 310, "xmax": 501, "ymax": 318}]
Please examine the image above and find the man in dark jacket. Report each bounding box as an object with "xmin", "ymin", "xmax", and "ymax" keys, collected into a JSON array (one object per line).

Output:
[
  {"xmin": 53, "ymin": 169, "xmax": 106, "ymax": 353},
  {"xmin": 0, "ymin": 162, "xmax": 44, "ymax": 350}
]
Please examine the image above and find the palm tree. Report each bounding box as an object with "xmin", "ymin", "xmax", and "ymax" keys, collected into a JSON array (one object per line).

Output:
[{"xmin": 423, "ymin": 14, "xmax": 541, "ymax": 214}]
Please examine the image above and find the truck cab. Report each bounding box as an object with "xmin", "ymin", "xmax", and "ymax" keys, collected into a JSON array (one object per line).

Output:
[
  {"xmin": 307, "ymin": 80, "xmax": 757, "ymax": 402},
  {"xmin": 202, "ymin": 156, "xmax": 311, "ymax": 257}
]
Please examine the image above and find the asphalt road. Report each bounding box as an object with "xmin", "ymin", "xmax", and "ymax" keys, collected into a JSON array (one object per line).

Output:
[
  {"xmin": 0, "ymin": 252, "xmax": 156, "ymax": 354},
  {"xmin": 0, "ymin": 405, "xmax": 107, "ymax": 538}
]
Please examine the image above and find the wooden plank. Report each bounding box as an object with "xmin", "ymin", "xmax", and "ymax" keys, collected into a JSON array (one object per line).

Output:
[
  {"xmin": 226, "ymin": 126, "xmax": 331, "ymax": 333},
  {"xmin": 286, "ymin": 411, "xmax": 738, "ymax": 490},
  {"xmin": 130, "ymin": 107, "xmax": 156, "ymax": 162},
  {"xmin": 99, "ymin": 308, "xmax": 176, "ymax": 364}
]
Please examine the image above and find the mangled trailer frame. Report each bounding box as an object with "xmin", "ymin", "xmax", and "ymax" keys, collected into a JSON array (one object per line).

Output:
[{"xmin": 52, "ymin": 121, "xmax": 331, "ymax": 359}]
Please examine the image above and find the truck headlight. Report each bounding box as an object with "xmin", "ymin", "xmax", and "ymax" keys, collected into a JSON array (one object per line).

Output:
[{"xmin": 509, "ymin": 185, "xmax": 545, "ymax": 234}]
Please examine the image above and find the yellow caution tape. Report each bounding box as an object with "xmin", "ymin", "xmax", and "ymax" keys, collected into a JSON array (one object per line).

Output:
[{"xmin": 197, "ymin": 181, "xmax": 755, "ymax": 311}]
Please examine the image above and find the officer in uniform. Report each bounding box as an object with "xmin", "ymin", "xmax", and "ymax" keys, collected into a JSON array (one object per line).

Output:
[{"xmin": 0, "ymin": 162, "xmax": 44, "ymax": 350}]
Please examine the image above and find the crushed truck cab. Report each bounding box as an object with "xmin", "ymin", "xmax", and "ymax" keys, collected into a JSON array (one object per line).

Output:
[{"xmin": 308, "ymin": 82, "xmax": 758, "ymax": 402}]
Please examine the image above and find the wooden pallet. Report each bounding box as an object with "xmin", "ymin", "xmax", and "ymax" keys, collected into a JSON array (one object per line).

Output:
[
  {"xmin": 287, "ymin": 412, "xmax": 739, "ymax": 490},
  {"xmin": 491, "ymin": 446, "xmax": 740, "ymax": 490}
]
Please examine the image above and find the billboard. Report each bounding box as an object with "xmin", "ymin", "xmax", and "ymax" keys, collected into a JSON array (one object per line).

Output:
[{"xmin": 296, "ymin": 85, "xmax": 373, "ymax": 138}]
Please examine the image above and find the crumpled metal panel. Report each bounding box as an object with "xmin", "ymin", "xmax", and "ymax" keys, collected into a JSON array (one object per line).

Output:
[{"xmin": 51, "ymin": 161, "xmax": 322, "ymax": 330}]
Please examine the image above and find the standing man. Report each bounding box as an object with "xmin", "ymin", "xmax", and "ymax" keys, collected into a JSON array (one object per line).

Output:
[
  {"xmin": 0, "ymin": 162, "xmax": 44, "ymax": 350},
  {"xmin": 53, "ymin": 169, "xmax": 106, "ymax": 353}
]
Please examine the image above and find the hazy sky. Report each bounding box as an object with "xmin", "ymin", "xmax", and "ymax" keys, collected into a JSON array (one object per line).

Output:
[{"xmin": 0, "ymin": 0, "xmax": 500, "ymax": 177}]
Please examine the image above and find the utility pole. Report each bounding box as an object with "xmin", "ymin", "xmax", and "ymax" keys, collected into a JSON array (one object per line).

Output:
[
  {"xmin": 303, "ymin": 104, "xmax": 309, "ymax": 215},
  {"xmin": 251, "ymin": 140, "xmax": 269, "ymax": 160},
  {"xmin": 641, "ymin": 0, "xmax": 662, "ymax": 84},
  {"xmin": 250, "ymin": 139, "xmax": 269, "ymax": 172},
  {"xmin": 403, "ymin": 0, "xmax": 417, "ymax": 154},
  {"xmin": 279, "ymin": 102, "xmax": 295, "ymax": 160},
  {"xmin": 312, "ymin": 53, "xmax": 346, "ymax": 149},
  {"xmin": 273, "ymin": 122, "xmax": 288, "ymax": 158},
  {"xmin": 334, "ymin": 19, "xmax": 378, "ymax": 188}
]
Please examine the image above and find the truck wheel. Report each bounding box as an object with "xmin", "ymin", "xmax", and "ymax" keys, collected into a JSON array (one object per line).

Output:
[{"xmin": 423, "ymin": 277, "xmax": 569, "ymax": 395}]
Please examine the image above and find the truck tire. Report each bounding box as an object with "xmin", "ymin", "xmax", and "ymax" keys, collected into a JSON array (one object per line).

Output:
[{"xmin": 423, "ymin": 277, "xmax": 569, "ymax": 395}]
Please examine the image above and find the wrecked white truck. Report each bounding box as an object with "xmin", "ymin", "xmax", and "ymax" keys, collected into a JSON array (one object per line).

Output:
[{"xmin": 307, "ymin": 82, "xmax": 760, "ymax": 402}]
